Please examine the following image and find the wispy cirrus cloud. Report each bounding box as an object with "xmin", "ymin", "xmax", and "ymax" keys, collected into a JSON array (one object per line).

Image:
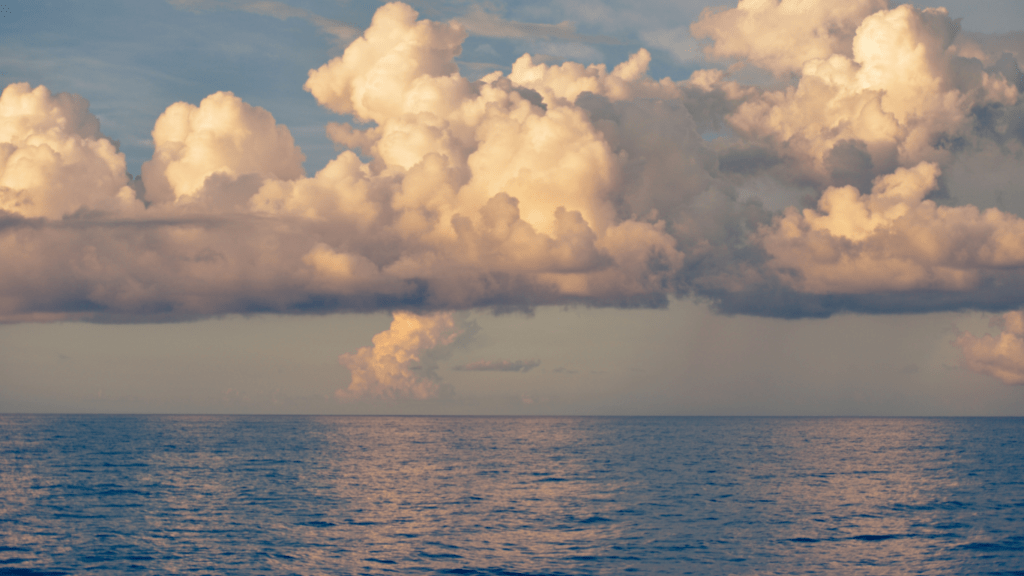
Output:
[
  {"xmin": 168, "ymin": 0, "xmax": 360, "ymax": 45},
  {"xmin": 454, "ymin": 359, "xmax": 541, "ymax": 372},
  {"xmin": 452, "ymin": 6, "xmax": 619, "ymax": 44}
]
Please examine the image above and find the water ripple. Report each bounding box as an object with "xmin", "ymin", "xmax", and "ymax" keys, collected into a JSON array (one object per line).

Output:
[{"xmin": 0, "ymin": 415, "xmax": 1022, "ymax": 575}]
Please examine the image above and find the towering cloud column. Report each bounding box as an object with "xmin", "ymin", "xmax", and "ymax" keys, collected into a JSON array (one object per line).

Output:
[{"xmin": 339, "ymin": 311, "xmax": 463, "ymax": 399}]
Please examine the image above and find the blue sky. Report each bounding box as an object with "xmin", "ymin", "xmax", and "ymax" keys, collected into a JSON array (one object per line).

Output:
[{"xmin": 1, "ymin": 0, "xmax": 1024, "ymax": 414}]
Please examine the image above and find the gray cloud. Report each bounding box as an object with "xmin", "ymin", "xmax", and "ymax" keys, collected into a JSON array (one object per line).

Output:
[
  {"xmin": 452, "ymin": 7, "xmax": 619, "ymax": 44},
  {"xmin": 454, "ymin": 359, "xmax": 541, "ymax": 372}
]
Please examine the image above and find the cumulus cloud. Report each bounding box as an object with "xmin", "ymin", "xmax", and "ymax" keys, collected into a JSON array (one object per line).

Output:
[
  {"xmin": 687, "ymin": 2, "xmax": 1024, "ymax": 315},
  {"xmin": 1, "ymin": 0, "xmax": 1024, "ymax": 325},
  {"xmin": 454, "ymin": 359, "xmax": 541, "ymax": 372},
  {"xmin": 142, "ymin": 91, "xmax": 306, "ymax": 203},
  {"xmin": 761, "ymin": 162, "xmax": 1024, "ymax": 294},
  {"xmin": 720, "ymin": 5, "xmax": 1020, "ymax": 182},
  {"xmin": 956, "ymin": 311, "xmax": 1024, "ymax": 385},
  {"xmin": 339, "ymin": 311, "xmax": 463, "ymax": 399}
]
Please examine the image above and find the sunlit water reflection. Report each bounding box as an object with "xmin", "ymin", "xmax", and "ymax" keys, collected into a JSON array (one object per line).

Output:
[{"xmin": 0, "ymin": 416, "xmax": 1021, "ymax": 575}]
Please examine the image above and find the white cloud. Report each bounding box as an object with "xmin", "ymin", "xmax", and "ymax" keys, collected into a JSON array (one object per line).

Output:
[
  {"xmin": 339, "ymin": 311, "xmax": 463, "ymax": 399},
  {"xmin": 1, "ymin": 0, "xmax": 1023, "ymax": 326},
  {"xmin": 0, "ymin": 84, "xmax": 141, "ymax": 219},
  {"xmin": 720, "ymin": 5, "xmax": 1020, "ymax": 182},
  {"xmin": 691, "ymin": 0, "xmax": 888, "ymax": 76},
  {"xmin": 761, "ymin": 162, "xmax": 1024, "ymax": 294},
  {"xmin": 956, "ymin": 311, "xmax": 1024, "ymax": 384}
]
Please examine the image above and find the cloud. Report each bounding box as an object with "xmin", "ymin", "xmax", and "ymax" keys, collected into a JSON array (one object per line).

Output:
[
  {"xmin": 1, "ymin": 1, "xmax": 1024, "ymax": 324},
  {"xmin": 168, "ymin": 0, "xmax": 360, "ymax": 46},
  {"xmin": 698, "ymin": 4, "xmax": 1024, "ymax": 315},
  {"xmin": 721, "ymin": 5, "xmax": 1019, "ymax": 182},
  {"xmin": 452, "ymin": 7, "xmax": 619, "ymax": 44},
  {"xmin": 691, "ymin": 0, "xmax": 888, "ymax": 76},
  {"xmin": 956, "ymin": 311, "xmax": 1024, "ymax": 385},
  {"xmin": 142, "ymin": 91, "xmax": 306, "ymax": 203},
  {"xmin": 454, "ymin": 359, "xmax": 541, "ymax": 372},
  {"xmin": 0, "ymin": 84, "xmax": 142, "ymax": 219},
  {"xmin": 760, "ymin": 162, "xmax": 1024, "ymax": 295},
  {"xmin": 339, "ymin": 311, "xmax": 463, "ymax": 399},
  {"xmin": 508, "ymin": 48, "xmax": 681, "ymax": 103}
]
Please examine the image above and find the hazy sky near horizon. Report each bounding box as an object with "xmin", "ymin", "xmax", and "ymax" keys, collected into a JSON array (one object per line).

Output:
[{"xmin": 1, "ymin": 0, "xmax": 1024, "ymax": 415}]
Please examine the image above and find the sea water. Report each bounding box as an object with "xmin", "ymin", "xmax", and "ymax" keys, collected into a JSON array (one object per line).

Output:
[{"xmin": 0, "ymin": 415, "xmax": 1021, "ymax": 575}]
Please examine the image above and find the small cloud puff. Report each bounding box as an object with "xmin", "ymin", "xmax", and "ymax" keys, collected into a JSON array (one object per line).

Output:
[{"xmin": 141, "ymin": 91, "xmax": 305, "ymax": 203}]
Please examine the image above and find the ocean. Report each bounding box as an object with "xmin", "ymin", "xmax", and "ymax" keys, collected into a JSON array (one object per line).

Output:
[{"xmin": 0, "ymin": 415, "xmax": 1021, "ymax": 575}]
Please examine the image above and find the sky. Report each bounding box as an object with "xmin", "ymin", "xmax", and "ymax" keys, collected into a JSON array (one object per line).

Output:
[{"xmin": 1, "ymin": 0, "xmax": 1024, "ymax": 415}]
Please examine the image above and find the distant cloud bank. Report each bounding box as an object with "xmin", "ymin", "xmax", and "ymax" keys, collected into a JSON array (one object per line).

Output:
[{"xmin": 2, "ymin": 1, "xmax": 1023, "ymax": 355}]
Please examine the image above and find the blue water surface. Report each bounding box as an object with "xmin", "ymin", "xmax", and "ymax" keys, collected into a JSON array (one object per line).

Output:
[{"xmin": 0, "ymin": 416, "xmax": 1022, "ymax": 575}]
